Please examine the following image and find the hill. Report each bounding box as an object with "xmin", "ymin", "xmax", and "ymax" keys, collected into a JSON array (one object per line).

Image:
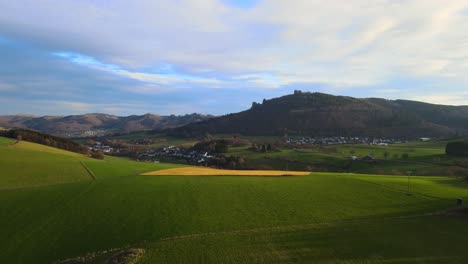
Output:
[
  {"xmin": 0, "ymin": 136, "xmax": 92, "ymax": 188},
  {"xmin": 0, "ymin": 128, "xmax": 90, "ymax": 155},
  {"xmin": 169, "ymin": 91, "xmax": 468, "ymax": 138},
  {"xmin": 0, "ymin": 136, "xmax": 179, "ymax": 189},
  {"xmin": 0, "ymin": 113, "xmax": 213, "ymax": 137}
]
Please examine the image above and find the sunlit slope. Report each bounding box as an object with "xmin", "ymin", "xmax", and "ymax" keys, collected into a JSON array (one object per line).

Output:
[
  {"xmin": 2, "ymin": 172, "xmax": 466, "ymax": 263},
  {"xmin": 0, "ymin": 137, "xmax": 181, "ymax": 187},
  {"xmin": 0, "ymin": 137, "xmax": 92, "ymax": 188}
]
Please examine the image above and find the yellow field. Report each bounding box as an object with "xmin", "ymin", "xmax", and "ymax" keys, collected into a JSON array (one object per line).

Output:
[{"xmin": 141, "ymin": 167, "xmax": 310, "ymax": 176}]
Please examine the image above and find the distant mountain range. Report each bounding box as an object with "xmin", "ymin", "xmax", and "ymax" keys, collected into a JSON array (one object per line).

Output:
[
  {"xmin": 3, "ymin": 92, "xmax": 468, "ymax": 139},
  {"xmin": 169, "ymin": 91, "xmax": 468, "ymax": 138},
  {"xmin": 0, "ymin": 113, "xmax": 213, "ymax": 137}
]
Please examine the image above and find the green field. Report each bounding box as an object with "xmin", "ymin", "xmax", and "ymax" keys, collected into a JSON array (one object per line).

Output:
[
  {"xmin": 0, "ymin": 137, "xmax": 92, "ymax": 188},
  {"xmin": 79, "ymin": 132, "xmax": 468, "ymax": 177},
  {"xmin": 2, "ymin": 137, "xmax": 468, "ymax": 263},
  {"xmin": 228, "ymin": 139, "xmax": 468, "ymax": 176}
]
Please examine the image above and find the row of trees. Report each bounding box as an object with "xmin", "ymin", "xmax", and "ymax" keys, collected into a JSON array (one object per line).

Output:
[
  {"xmin": 249, "ymin": 143, "xmax": 272, "ymax": 152},
  {"xmin": 349, "ymin": 149, "xmax": 409, "ymax": 160},
  {"xmin": 193, "ymin": 139, "xmax": 230, "ymax": 153},
  {"xmin": 0, "ymin": 128, "xmax": 107, "ymax": 159}
]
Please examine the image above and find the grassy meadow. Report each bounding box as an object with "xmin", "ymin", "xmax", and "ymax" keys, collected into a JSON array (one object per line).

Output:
[
  {"xmin": 0, "ymin": 137, "xmax": 91, "ymax": 188},
  {"xmin": 227, "ymin": 138, "xmax": 468, "ymax": 176},
  {"xmin": 2, "ymin": 136, "xmax": 468, "ymax": 263},
  {"xmin": 79, "ymin": 132, "xmax": 468, "ymax": 177}
]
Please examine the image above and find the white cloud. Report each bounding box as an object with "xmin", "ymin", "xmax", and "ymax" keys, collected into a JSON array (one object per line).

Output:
[
  {"xmin": 410, "ymin": 92, "xmax": 468, "ymax": 106},
  {"xmin": 1, "ymin": 0, "xmax": 468, "ymax": 95}
]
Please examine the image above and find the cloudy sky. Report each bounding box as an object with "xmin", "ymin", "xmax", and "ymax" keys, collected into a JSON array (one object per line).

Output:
[{"xmin": 1, "ymin": 0, "xmax": 468, "ymax": 116}]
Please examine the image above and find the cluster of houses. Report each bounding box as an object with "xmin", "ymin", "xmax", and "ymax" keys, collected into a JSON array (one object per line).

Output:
[
  {"xmin": 88, "ymin": 141, "xmax": 116, "ymax": 153},
  {"xmin": 138, "ymin": 146, "xmax": 216, "ymax": 164},
  {"xmin": 65, "ymin": 129, "xmax": 112, "ymax": 138},
  {"xmin": 349, "ymin": 155, "xmax": 377, "ymax": 162},
  {"xmin": 285, "ymin": 136, "xmax": 404, "ymax": 146}
]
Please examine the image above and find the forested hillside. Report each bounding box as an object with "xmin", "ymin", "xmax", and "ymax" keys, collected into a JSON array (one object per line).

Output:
[{"xmin": 170, "ymin": 92, "xmax": 468, "ymax": 138}]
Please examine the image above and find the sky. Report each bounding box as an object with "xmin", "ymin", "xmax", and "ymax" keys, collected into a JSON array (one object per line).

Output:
[{"xmin": 1, "ymin": 0, "xmax": 468, "ymax": 116}]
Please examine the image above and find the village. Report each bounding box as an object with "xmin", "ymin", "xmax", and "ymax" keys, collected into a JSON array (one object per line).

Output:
[
  {"xmin": 285, "ymin": 136, "xmax": 406, "ymax": 146},
  {"xmin": 65, "ymin": 129, "xmax": 113, "ymax": 138},
  {"xmin": 137, "ymin": 146, "xmax": 218, "ymax": 165},
  {"xmin": 87, "ymin": 141, "xmax": 118, "ymax": 154}
]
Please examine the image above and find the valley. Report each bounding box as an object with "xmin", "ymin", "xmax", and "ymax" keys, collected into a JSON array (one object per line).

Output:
[
  {"xmin": 4, "ymin": 2, "xmax": 468, "ymax": 263},
  {"xmin": 2, "ymin": 135, "xmax": 468, "ymax": 263}
]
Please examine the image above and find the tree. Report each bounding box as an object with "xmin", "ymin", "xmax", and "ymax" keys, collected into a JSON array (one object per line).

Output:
[
  {"xmin": 401, "ymin": 153, "xmax": 409, "ymax": 160},
  {"xmin": 267, "ymin": 144, "xmax": 272, "ymax": 151},
  {"xmin": 250, "ymin": 142, "xmax": 258, "ymax": 151},
  {"xmin": 261, "ymin": 145, "xmax": 266, "ymax": 152},
  {"xmin": 214, "ymin": 141, "xmax": 229, "ymax": 153},
  {"xmin": 383, "ymin": 151, "xmax": 389, "ymax": 160},
  {"xmin": 90, "ymin": 149, "xmax": 104, "ymax": 160},
  {"xmin": 446, "ymin": 141, "xmax": 468, "ymax": 157}
]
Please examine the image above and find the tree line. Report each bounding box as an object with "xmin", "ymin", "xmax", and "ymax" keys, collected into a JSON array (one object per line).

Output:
[{"xmin": 446, "ymin": 141, "xmax": 468, "ymax": 157}]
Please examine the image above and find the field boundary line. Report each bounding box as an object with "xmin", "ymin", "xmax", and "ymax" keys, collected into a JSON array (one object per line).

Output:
[
  {"xmin": 80, "ymin": 161, "xmax": 96, "ymax": 180},
  {"xmin": 152, "ymin": 210, "xmax": 451, "ymax": 243},
  {"xmin": 351, "ymin": 177, "xmax": 444, "ymax": 200}
]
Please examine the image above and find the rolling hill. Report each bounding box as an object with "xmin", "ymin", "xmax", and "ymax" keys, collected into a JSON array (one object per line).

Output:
[
  {"xmin": 0, "ymin": 136, "xmax": 178, "ymax": 188},
  {"xmin": 3, "ymin": 136, "xmax": 468, "ymax": 263},
  {"xmin": 0, "ymin": 113, "xmax": 213, "ymax": 137},
  {"xmin": 169, "ymin": 91, "xmax": 468, "ymax": 138}
]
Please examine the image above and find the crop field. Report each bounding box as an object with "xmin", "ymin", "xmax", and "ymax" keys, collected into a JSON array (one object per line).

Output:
[
  {"xmin": 136, "ymin": 216, "xmax": 468, "ymax": 264},
  {"xmin": 142, "ymin": 167, "xmax": 310, "ymax": 176},
  {"xmin": 2, "ymin": 137, "xmax": 468, "ymax": 263}
]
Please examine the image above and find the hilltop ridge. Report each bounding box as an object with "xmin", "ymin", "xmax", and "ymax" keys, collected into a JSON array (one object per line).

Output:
[
  {"xmin": 169, "ymin": 91, "xmax": 468, "ymax": 138},
  {"xmin": 0, "ymin": 113, "xmax": 213, "ymax": 137}
]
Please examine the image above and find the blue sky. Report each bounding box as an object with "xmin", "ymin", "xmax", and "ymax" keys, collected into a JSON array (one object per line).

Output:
[{"xmin": 1, "ymin": 0, "xmax": 468, "ymax": 116}]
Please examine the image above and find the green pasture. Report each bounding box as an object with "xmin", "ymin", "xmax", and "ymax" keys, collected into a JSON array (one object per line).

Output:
[
  {"xmin": 0, "ymin": 137, "xmax": 180, "ymax": 188},
  {"xmin": 2, "ymin": 136, "xmax": 468, "ymax": 263},
  {"xmin": 228, "ymin": 139, "xmax": 468, "ymax": 176},
  {"xmin": 1, "ymin": 171, "xmax": 468, "ymax": 263},
  {"xmin": 0, "ymin": 139, "xmax": 91, "ymax": 188},
  {"xmin": 137, "ymin": 216, "xmax": 468, "ymax": 264}
]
